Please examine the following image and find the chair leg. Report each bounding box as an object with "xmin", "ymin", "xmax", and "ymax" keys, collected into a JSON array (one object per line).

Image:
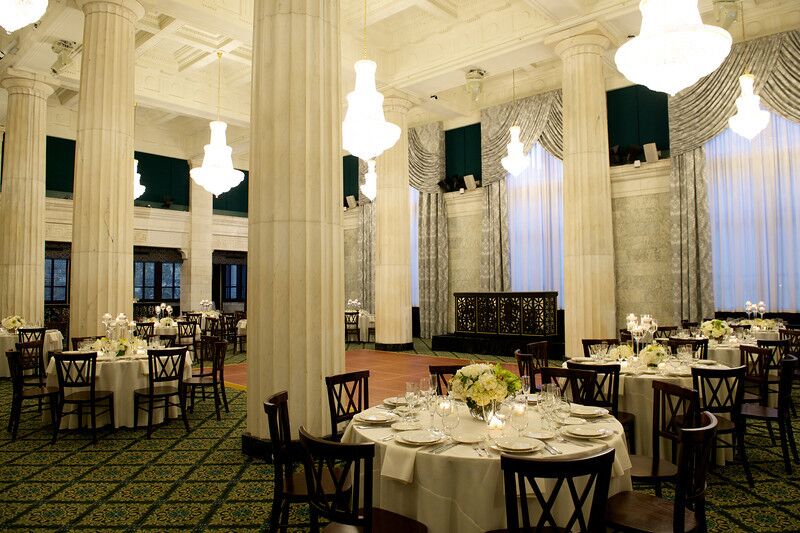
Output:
[
  {"xmin": 9, "ymin": 396, "xmax": 21, "ymax": 441},
  {"xmin": 49, "ymin": 395, "xmax": 59, "ymax": 444},
  {"xmin": 90, "ymin": 401, "xmax": 97, "ymax": 444},
  {"xmin": 738, "ymin": 426, "xmax": 754, "ymax": 487},
  {"xmin": 279, "ymin": 500, "xmax": 291, "ymax": 533},
  {"xmin": 7, "ymin": 395, "xmax": 15, "ymax": 433},
  {"xmin": 787, "ymin": 415, "xmax": 800, "ymax": 464},
  {"xmin": 778, "ymin": 418, "xmax": 792, "ymax": 474},
  {"xmin": 146, "ymin": 396, "xmax": 154, "ymax": 438},
  {"xmin": 77, "ymin": 402, "xmax": 83, "ymax": 431},
  {"xmin": 269, "ymin": 490, "xmax": 282, "ymax": 533},
  {"xmin": 213, "ymin": 383, "xmax": 221, "ymax": 421},
  {"xmin": 108, "ymin": 395, "xmax": 115, "ymax": 432},
  {"xmin": 766, "ymin": 420, "xmax": 777, "ymax": 446},
  {"xmin": 654, "ymin": 480, "xmax": 662, "ymax": 498},
  {"xmin": 189, "ymin": 385, "xmax": 196, "ymax": 413},
  {"xmin": 220, "ymin": 374, "xmax": 229, "ymax": 412},
  {"xmin": 133, "ymin": 394, "xmax": 139, "ymax": 431},
  {"xmin": 179, "ymin": 388, "xmax": 190, "ymax": 433}
]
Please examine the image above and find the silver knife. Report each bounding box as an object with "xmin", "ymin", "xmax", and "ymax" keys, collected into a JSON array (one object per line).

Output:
[
  {"xmin": 542, "ymin": 442, "xmax": 562, "ymax": 455},
  {"xmin": 432, "ymin": 442, "xmax": 459, "ymax": 455}
]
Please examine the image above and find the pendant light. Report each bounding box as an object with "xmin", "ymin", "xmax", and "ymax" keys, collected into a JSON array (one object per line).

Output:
[
  {"xmin": 0, "ymin": 0, "xmax": 48, "ymax": 34},
  {"xmin": 360, "ymin": 159, "xmax": 377, "ymax": 201},
  {"xmin": 615, "ymin": 0, "xmax": 732, "ymax": 96},
  {"xmin": 341, "ymin": 0, "xmax": 400, "ymax": 161},
  {"xmin": 189, "ymin": 51, "xmax": 244, "ymax": 197},
  {"xmin": 728, "ymin": 3, "xmax": 769, "ymax": 140},
  {"xmin": 501, "ymin": 70, "xmax": 529, "ymax": 177}
]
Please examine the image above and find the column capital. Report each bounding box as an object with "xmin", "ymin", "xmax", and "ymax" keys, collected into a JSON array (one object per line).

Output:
[
  {"xmin": 545, "ymin": 21, "xmax": 614, "ymax": 58},
  {"xmin": 77, "ymin": 0, "xmax": 145, "ymax": 22},
  {"xmin": 1, "ymin": 68, "xmax": 55, "ymax": 98}
]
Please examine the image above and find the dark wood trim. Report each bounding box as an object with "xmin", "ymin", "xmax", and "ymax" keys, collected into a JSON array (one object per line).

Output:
[{"xmin": 374, "ymin": 342, "xmax": 414, "ymax": 352}]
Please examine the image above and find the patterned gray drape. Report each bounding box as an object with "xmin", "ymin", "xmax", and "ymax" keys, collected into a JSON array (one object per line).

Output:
[
  {"xmin": 409, "ymin": 122, "xmax": 448, "ymax": 337},
  {"xmin": 356, "ymin": 200, "xmax": 375, "ymax": 314},
  {"xmin": 480, "ymin": 89, "xmax": 563, "ymax": 291},
  {"xmin": 668, "ymin": 30, "xmax": 800, "ymax": 323}
]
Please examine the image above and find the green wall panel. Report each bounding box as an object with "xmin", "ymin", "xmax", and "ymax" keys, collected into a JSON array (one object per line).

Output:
[
  {"xmin": 45, "ymin": 136, "xmax": 76, "ymax": 197},
  {"xmin": 343, "ymin": 155, "xmax": 359, "ymax": 204},
  {"xmin": 213, "ymin": 169, "xmax": 249, "ymax": 216},
  {"xmin": 445, "ymin": 123, "xmax": 481, "ymax": 184},
  {"xmin": 606, "ymin": 85, "xmax": 669, "ymax": 154},
  {"xmin": 133, "ymin": 151, "xmax": 190, "ymax": 211}
]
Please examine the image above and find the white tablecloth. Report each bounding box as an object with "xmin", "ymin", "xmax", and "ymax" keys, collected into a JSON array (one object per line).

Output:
[
  {"xmin": 343, "ymin": 403, "xmax": 632, "ymax": 533},
  {"xmin": 359, "ymin": 313, "xmax": 374, "ymax": 341},
  {"xmin": 0, "ymin": 330, "xmax": 64, "ymax": 377},
  {"xmin": 237, "ymin": 319, "xmax": 246, "ymax": 336},
  {"xmin": 45, "ymin": 352, "xmax": 192, "ymax": 428}
]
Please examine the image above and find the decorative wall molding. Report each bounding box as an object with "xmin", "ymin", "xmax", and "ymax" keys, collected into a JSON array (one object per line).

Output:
[
  {"xmin": 444, "ymin": 188, "xmax": 483, "ymax": 217},
  {"xmin": 610, "ymin": 159, "xmax": 671, "ymax": 199}
]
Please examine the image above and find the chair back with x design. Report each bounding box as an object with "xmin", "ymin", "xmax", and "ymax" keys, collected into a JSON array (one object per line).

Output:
[
  {"xmin": 5, "ymin": 351, "xmax": 28, "ymax": 395},
  {"xmin": 264, "ymin": 391, "xmax": 295, "ymax": 493},
  {"xmin": 299, "ymin": 426, "xmax": 375, "ymax": 531},
  {"xmin": 740, "ymin": 345, "xmax": 774, "ymax": 405},
  {"xmin": 500, "ymin": 447, "xmax": 615, "ymax": 532},
  {"xmin": 53, "ymin": 351, "xmax": 98, "ymax": 396},
  {"xmin": 205, "ymin": 317, "xmax": 221, "ymax": 338},
  {"xmin": 176, "ymin": 321, "xmax": 196, "ymax": 343},
  {"xmin": 651, "ymin": 380, "xmax": 700, "ymax": 464},
  {"xmin": 147, "ymin": 347, "xmax": 188, "ymax": 387},
  {"xmin": 758, "ymin": 339, "xmax": 788, "ymax": 367},
  {"xmin": 429, "ymin": 365, "xmax": 462, "ymax": 395},
  {"xmin": 674, "ymin": 411, "xmax": 718, "ymax": 533},
  {"xmin": 580, "ymin": 338, "xmax": 619, "ymax": 358},
  {"xmin": 669, "ymin": 338, "xmax": 709, "ymax": 360},
  {"xmin": 325, "ymin": 370, "xmax": 369, "ymax": 439},
  {"xmin": 15, "ymin": 340, "xmax": 45, "ymax": 382},
  {"xmin": 185, "ymin": 313, "xmax": 202, "ymax": 328},
  {"xmin": 776, "ymin": 355, "xmax": 798, "ymax": 413},
  {"xmin": 779, "ymin": 329, "xmax": 800, "ymax": 357},
  {"xmin": 566, "ymin": 362, "xmax": 621, "ymax": 416},
  {"xmin": 653, "ymin": 326, "xmax": 678, "ymax": 339},
  {"xmin": 540, "ymin": 367, "xmax": 597, "ymax": 404},
  {"xmin": 134, "ymin": 322, "xmax": 155, "ymax": 339},
  {"xmin": 344, "ymin": 311, "xmax": 359, "ymax": 327},
  {"xmin": 195, "ymin": 335, "xmax": 217, "ymax": 377},
  {"xmin": 691, "ymin": 365, "xmax": 745, "ymax": 419},
  {"xmin": 17, "ymin": 327, "xmax": 46, "ymax": 344}
]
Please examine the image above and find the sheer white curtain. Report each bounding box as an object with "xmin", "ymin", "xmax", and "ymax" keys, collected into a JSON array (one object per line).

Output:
[
  {"xmin": 507, "ymin": 143, "xmax": 564, "ymax": 307},
  {"xmin": 706, "ymin": 112, "xmax": 800, "ymax": 312},
  {"xmin": 410, "ymin": 187, "xmax": 420, "ymax": 307}
]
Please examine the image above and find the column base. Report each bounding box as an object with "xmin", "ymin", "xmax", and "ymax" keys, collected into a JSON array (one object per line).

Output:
[{"xmin": 374, "ymin": 342, "xmax": 414, "ymax": 352}]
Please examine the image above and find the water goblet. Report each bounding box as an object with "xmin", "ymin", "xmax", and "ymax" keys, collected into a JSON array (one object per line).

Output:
[
  {"xmin": 521, "ymin": 375, "xmax": 531, "ymax": 397},
  {"xmin": 510, "ymin": 399, "xmax": 529, "ymax": 436}
]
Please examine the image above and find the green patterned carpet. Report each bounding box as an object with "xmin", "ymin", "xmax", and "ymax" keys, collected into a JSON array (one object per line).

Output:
[{"xmin": 0, "ymin": 357, "xmax": 800, "ymax": 531}]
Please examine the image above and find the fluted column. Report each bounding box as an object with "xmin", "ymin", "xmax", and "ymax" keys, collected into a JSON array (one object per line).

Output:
[
  {"xmin": 554, "ymin": 32, "xmax": 617, "ymax": 357},
  {"xmin": 0, "ymin": 69, "xmax": 54, "ymax": 324},
  {"xmin": 374, "ymin": 93, "xmax": 414, "ymax": 351},
  {"xmin": 70, "ymin": 0, "xmax": 143, "ymax": 337},
  {"xmin": 247, "ymin": 0, "xmax": 344, "ymax": 438},
  {"xmin": 180, "ymin": 163, "xmax": 214, "ymax": 313}
]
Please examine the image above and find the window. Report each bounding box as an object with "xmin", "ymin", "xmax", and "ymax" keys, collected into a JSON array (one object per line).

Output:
[
  {"xmin": 224, "ymin": 264, "xmax": 247, "ymax": 302},
  {"xmin": 45, "ymin": 258, "xmax": 69, "ymax": 303},
  {"xmin": 134, "ymin": 261, "xmax": 181, "ymax": 301}
]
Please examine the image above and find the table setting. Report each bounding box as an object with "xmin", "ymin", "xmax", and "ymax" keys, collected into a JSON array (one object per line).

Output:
[
  {"xmin": 0, "ymin": 315, "xmax": 65, "ymax": 377},
  {"xmin": 342, "ymin": 363, "xmax": 632, "ymax": 533}
]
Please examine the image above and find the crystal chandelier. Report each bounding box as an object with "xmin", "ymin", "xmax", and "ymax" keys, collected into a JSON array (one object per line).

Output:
[
  {"xmin": 615, "ymin": 0, "xmax": 732, "ymax": 96},
  {"xmin": 189, "ymin": 52, "xmax": 244, "ymax": 197},
  {"xmin": 360, "ymin": 159, "xmax": 377, "ymax": 201},
  {"xmin": 0, "ymin": 0, "xmax": 48, "ymax": 34},
  {"xmin": 501, "ymin": 70, "xmax": 528, "ymax": 177},
  {"xmin": 341, "ymin": 0, "xmax": 399, "ymax": 161},
  {"xmin": 729, "ymin": 74, "xmax": 769, "ymax": 140},
  {"xmin": 133, "ymin": 159, "xmax": 145, "ymax": 199}
]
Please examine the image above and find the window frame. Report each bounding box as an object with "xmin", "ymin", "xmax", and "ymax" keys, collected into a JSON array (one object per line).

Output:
[{"xmin": 44, "ymin": 257, "xmax": 70, "ymax": 304}]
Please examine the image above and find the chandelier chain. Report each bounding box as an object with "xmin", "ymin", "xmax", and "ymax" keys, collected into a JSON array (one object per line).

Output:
[
  {"xmin": 216, "ymin": 51, "xmax": 223, "ymax": 121},
  {"xmin": 363, "ymin": 0, "xmax": 368, "ymax": 60}
]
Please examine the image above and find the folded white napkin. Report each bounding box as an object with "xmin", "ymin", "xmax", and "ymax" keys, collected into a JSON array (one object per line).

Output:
[{"xmin": 381, "ymin": 442, "xmax": 417, "ymax": 483}]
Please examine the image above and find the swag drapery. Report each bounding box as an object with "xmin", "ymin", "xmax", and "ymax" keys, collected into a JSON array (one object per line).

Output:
[
  {"xmin": 668, "ymin": 30, "xmax": 800, "ymax": 323},
  {"xmin": 480, "ymin": 90, "xmax": 563, "ymax": 291},
  {"xmin": 409, "ymin": 122, "xmax": 449, "ymax": 338}
]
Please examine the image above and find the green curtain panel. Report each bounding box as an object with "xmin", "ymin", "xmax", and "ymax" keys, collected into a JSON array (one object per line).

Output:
[
  {"xmin": 212, "ymin": 169, "xmax": 249, "ymax": 216},
  {"xmin": 445, "ymin": 123, "xmax": 481, "ymax": 183}
]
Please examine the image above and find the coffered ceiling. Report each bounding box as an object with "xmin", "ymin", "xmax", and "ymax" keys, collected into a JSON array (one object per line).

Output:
[{"xmin": 0, "ymin": 0, "xmax": 798, "ymax": 161}]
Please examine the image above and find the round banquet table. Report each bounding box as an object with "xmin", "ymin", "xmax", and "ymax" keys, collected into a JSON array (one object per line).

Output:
[
  {"xmin": 342, "ymin": 402, "xmax": 632, "ymax": 533},
  {"xmin": 44, "ymin": 351, "xmax": 192, "ymax": 429},
  {"xmin": 0, "ymin": 329, "xmax": 64, "ymax": 377}
]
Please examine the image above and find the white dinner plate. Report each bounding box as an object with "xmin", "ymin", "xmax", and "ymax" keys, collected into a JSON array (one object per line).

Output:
[
  {"xmin": 492, "ymin": 437, "xmax": 543, "ymax": 454},
  {"xmin": 692, "ymin": 359, "xmax": 717, "ymax": 366},
  {"xmin": 395, "ymin": 430, "xmax": 444, "ymax": 446},
  {"xmin": 561, "ymin": 417, "xmax": 586, "ymax": 425},
  {"xmin": 570, "ymin": 405, "xmax": 609, "ymax": 418},
  {"xmin": 383, "ymin": 396, "xmax": 408, "ymax": 407},
  {"xmin": 524, "ymin": 430, "xmax": 556, "ymax": 440},
  {"xmin": 563, "ymin": 425, "xmax": 614, "ymax": 439},
  {"xmin": 354, "ymin": 412, "xmax": 395, "ymax": 424},
  {"xmin": 453, "ymin": 433, "xmax": 484, "ymax": 444},
  {"xmin": 391, "ymin": 420, "xmax": 422, "ymax": 431}
]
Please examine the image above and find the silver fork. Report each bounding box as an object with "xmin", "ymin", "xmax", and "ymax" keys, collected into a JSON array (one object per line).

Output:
[{"xmin": 473, "ymin": 445, "xmax": 485, "ymax": 457}]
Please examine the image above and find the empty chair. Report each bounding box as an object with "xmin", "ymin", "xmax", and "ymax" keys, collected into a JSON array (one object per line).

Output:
[
  {"xmin": 5, "ymin": 350, "xmax": 59, "ymax": 442},
  {"xmin": 15, "ymin": 340, "xmax": 46, "ymax": 387},
  {"xmin": 740, "ymin": 345, "xmax": 777, "ymax": 406},
  {"xmin": 204, "ymin": 316, "xmax": 221, "ymax": 338},
  {"xmin": 429, "ymin": 364, "xmax": 462, "ymax": 395},
  {"xmin": 525, "ymin": 340, "xmax": 549, "ymax": 361},
  {"xmin": 185, "ymin": 312, "xmax": 202, "ymax": 330},
  {"xmin": 133, "ymin": 347, "xmax": 190, "ymax": 438},
  {"xmin": 619, "ymin": 329, "xmax": 632, "ymax": 342},
  {"xmin": 345, "ymin": 311, "xmax": 360, "ymax": 342},
  {"xmin": 629, "ymin": 380, "xmax": 699, "ymax": 497},
  {"xmin": 515, "ymin": 344, "xmax": 547, "ymax": 391},
  {"xmin": 581, "ymin": 338, "xmax": 620, "ymax": 357},
  {"xmin": 325, "ymin": 370, "xmax": 369, "ymax": 440},
  {"xmin": 184, "ymin": 340, "xmax": 228, "ymax": 420},
  {"xmin": 299, "ymin": 426, "xmax": 427, "ymax": 533},
  {"xmin": 668, "ymin": 337, "xmax": 709, "ymax": 360},
  {"xmin": 17, "ymin": 327, "xmax": 46, "ymax": 344},
  {"xmin": 540, "ymin": 367, "xmax": 597, "ymax": 404},
  {"xmin": 134, "ymin": 322, "xmax": 155, "ymax": 340},
  {"xmin": 653, "ymin": 326, "xmax": 678, "ymax": 339},
  {"xmin": 52, "ymin": 351, "xmax": 115, "ymax": 443},
  {"xmin": 175, "ymin": 321, "xmax": 197, "ymax": 353},
  {"xmin": 605, "ymin": 412, "xmax": 718, "ymax": 533}
]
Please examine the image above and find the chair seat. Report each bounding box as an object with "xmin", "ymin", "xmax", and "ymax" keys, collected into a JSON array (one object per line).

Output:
[
  {"xmin": 673, "ymin": 413, "xmax": 735, "ymax": 433},
  {"xmin": 741, "ymin": 403, "xmax": 779, "ymax": 420},
  {"xmin": 192, "ymin": 368, "xmax": 213, "ymax": 378},
  {"xmin": 133, "ymin": 385, "xmax": 181, "ymax": 397},
  {"xmin": 322, "ymin": 507, "xmax": 427, "ymax": 533},
  {"xmin": 21, "ymin": 386, "xmax": 59, "ymax": 399},
  {"xmin": 605, "ymin": 491, "xmax": 697, "ymax": 533},
  {"xmin": 63, "ymin": 390, "xmax": 114, "ymax": 402},
  {"xmin": 743, "ymin": 392, "xmax": 762, "ymax": 403},
  {"xmin": 629, "ymin": 454, "xmax": 678, "ymax": 481},
  {"xmin": 283, "ymin": 468, "xmax": 347, "ymax": 499},
  {"xmin": 184, "ymin": 376, "xmax": 214, "ymax": 386}
]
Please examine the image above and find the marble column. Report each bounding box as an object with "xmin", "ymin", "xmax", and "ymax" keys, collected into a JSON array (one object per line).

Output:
[
  {"xmin": 70, "ymin": 0, "xmax": 143, "ymax": 337},
  {"xmin": 180, "ymin": 164, "xmax": 213, "ymax": 313},
  {"xmin": 0, "ymin": 69, "xmax": 54, "ymax": 324},
  {"xmin": 374, "ymin": 93, "xmax": 414, "ymax": 351},
  {"xmin": 553, "ymin": 31, "xmax": 617, "ymax": 357},
  {"xmin": 247, "ymin": 0, "xmax": 344, "ymax": 439}
]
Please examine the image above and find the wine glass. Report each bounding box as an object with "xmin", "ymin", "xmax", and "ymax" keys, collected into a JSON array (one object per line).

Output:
[
  {"xmin": 510, "ymin": 399, "xmax": 529, "ymax": 436},
  {"xmin": 521, "ymin": 375, "xmax": 531, "ymax": 398},
  {"xmin": 436, "ymin": 398, "xmax": 459, "ymax": 437}
]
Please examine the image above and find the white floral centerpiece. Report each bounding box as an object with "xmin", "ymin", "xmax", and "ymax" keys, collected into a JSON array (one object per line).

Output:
[
  {"xmin": 159, "ymin": 317, "xmax": 176, "ymax": 327},
  {"xmin": 740, "ymin": 318, "xmax": 778, "ymax": 331},
  {"xmin": 91, "ymin": 337, "xmax": 146, "ymax": 358},
  {"xmin": 449, "ymin": 363, "xmax": 521, "ymax": 419},
  {"xmin": 639, "ymin": 343, "xmax": 670, "ymax": 367},
  {"xmin": 608, "ymin": 344, "xmax": 635, "ymax": 361},
  {"xmin": 1, "ymin": 315, "xmax": 26, "ymax": 333},
  {"xmin": 346, "ymin": 298, "xmax": 362, "ymax": 311},
  {"xmin": 700, "ymin": 319, "xmax": 733, "ymax": 342}
]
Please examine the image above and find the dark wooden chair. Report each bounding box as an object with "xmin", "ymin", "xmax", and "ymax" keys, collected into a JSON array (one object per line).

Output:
[
  {"xmin": 344, "ymin": 311, "xmax": 360, "ymax": 342},
  {"xmin": 540, "ymin": 367, "xmax": 597, "ymax": 404},
  {"xmin": 429, "ymin": 364, "xmax": 462, "ymax": 395},
  {"xmin": 581, "ymin": 338, "xmax": 620, "ymax": 357},
  {"xmin": 52, "ymin": 351, "xmax": 115, "ymax": 443},
  {"xmin": 566, "ymin": 361, "xmax": 636, "ymax": 453},
  {"xmin": 619, "ymin": 329, "xmax": 632, "ymax": 342},
  {"xmin": 205, "ymin": 316, "xmax": 221, "ymax": 338},
  {"xmin": 222, "ymin": 313, "xmax": 238, "ymax": 348},
  {"xmin": 184, "ymin": 340, "xmax": 228, "ymax": 420},
  {"xmin": 653, "ymin": 326, "xmax": 678, "ymax": 339},
  {"xmin": 487, "ymin": 448, "xmax": 615, "ymax": 533},
  {"xmin": 233, "ymin": 312, "xmax": 247, "ymax": 354},
  {"xmin": 71, "ymin": 336, "xmax": 102, "ymax": 351},
  {"xmin": 298, "ymin": 426, "xmax": 427, "ymax": 533},
  {"xmin": 192, "ymin": 335, "xmax": 217, "ymax": 379},
  {"xmin": 681, "ymin": 320, "xmax": 699, "ymax": 329},
  {"xmin": 741, "ymin": 354, "xmax": 799, "ymax": 475},
  {"xmin": 692, "ymin": 365, "xmax": 750, "ymax": 486},
  {"xmin": 629, "ymin": 380, "xmax": 699, "ymax": 497},
  {"xmin": 325, "ymin": 370, "xmax": 369, "ymax": 440},
  {"xmin": 758, "ymin": 339, "xmax": 787, "ymax": 398},
  {"xmin": 134, "ymin": 322, "xmax": 155, "ymax": 340},
  {"xmin": 5, "ymin": 351, "xmax": 59, "ymax": 442},
  {"xmin": 515, "ymin": 344, "xmax": 547, "ymax": 390},
  {"xmin": 15, "ymin": 340, "xmax": 46, "ymax": 388},
  {"xmin": 175, "ymin": 321, "xmax": 197, "ymax": 354},
  {"xmin": 17, "ymin": 327, "xmax": 46, "ymax": 344},
  {"xmin": 668, "ymin": 338, "xmax": 709, "ymax": 360},
  {"xmin": 605, "ymin": 412, "xmax": 718, "ymax": 533},
  {"xmin": 740, "ymin": 345, "xmax": 777, "ymax": 407},
  {"xmin": 133, "ymin": 347, "xmax": 189, "ymax": 438},
  {"xmin": 157, "ymin": 334, "xmax": 177, "ymax": 348},
  {"xmin": 185, "ymin": 312, "xmax": 202, "ymax": 330},
  {"xmin": 525, "ymin": 340, "xmax": 549, "ymax": 360}
]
